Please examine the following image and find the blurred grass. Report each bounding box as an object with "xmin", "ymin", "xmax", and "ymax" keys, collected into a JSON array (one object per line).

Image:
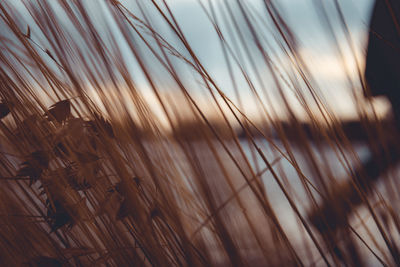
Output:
[{"xmin": 0, "ymin": 0, "xmax": 398, "ymax": 266}]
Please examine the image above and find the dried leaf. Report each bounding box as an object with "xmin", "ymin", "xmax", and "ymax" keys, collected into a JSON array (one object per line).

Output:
[
  {"xmin": 16, "ymin": 151, "xmax": 49, "ymax": 185},
  {"xmin": 47, "ymin": 100, "xmax": 70, "ymax": 123},
  {"xmin": 116, "ymin": 199, "xmax": 129, "ymax": 220},
  {"xmin": 66, "ymin": 117, "xmax": 86, "ymax": 133},
  {"xmin": 17, "ymin": 163, "xmax": 43, "ymax": 185},
  {"xmin": 87, "ymin": 114, "xmax": 114, "ymax": 138},
  {"xmin": 30, "ymin": 151, "xmax": 50, "ymax": 168},
  {"xmin": 53, "ymin": 142, "xmax": 69, "ymax": 157},
  {"xmin": 64, "ymin": 166, "xmax": 91, "ymax": 191},
  {"xmin": 0, "ymin": 102, "xmax": 10, "ymax": 119},
  {"xmin": 109, "ymin": 182, "xmax": 127, "ymax": 196},
  {"xmin": 46, "ymin": 200, "xmax": 73, "ymax": 232},
  {"xmin": 69, "ymin": 179, "xmax": 91, "ymax": 191}
]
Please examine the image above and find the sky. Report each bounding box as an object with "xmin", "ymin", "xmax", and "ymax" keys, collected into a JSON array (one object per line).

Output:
[
  {"xmin": 2, "ymin": 0, "xmax": 386, "ymax": 125},
  {"xmin": 169, "ymin": 0, "xmax": 378, "ymax": 118},
  {"xmin": 130, "ymin": 0, "xmax": 382, "ymax": 122}
]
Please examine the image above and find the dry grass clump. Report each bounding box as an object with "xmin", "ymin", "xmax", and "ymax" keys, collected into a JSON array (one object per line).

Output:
[{"xmin": 0, "ymin": 0, "xmax": 399, "ymax": 266}]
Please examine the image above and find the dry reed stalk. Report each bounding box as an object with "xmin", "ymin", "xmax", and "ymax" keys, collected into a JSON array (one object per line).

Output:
[{"xmin": 0, "ymin": 0, "xmax": 398, "ymax": 266}]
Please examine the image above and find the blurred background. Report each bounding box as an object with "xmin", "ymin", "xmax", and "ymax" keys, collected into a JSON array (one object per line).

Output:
[{"xmin": 1, "ymin": 1, "xmax": 398, "ymax": 266}]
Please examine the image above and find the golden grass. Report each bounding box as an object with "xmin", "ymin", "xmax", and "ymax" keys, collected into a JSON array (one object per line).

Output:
[{"xmin": 0, "ymin": 0, "xmax": 398, "ymax": 266}]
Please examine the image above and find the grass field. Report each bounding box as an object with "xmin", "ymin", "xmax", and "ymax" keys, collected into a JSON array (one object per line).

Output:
[{"xmin": 0, "ymin": 0, "xmax": 398, "ymax": 266}]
